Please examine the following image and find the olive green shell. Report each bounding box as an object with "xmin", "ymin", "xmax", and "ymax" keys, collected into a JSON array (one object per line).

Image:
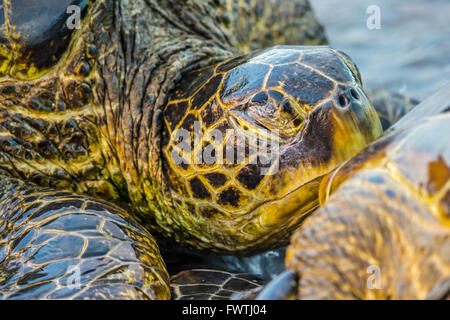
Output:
[
  {"xmin": 0, "ymin": 176, "xmax": 170, "ymax": 299},
  {"xmin": 170, "ymin": 269, "xmax": 266, "ymax": 300}
]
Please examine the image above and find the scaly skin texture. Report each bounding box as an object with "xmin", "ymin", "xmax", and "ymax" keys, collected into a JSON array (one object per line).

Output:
[
  {"xmin": 0, "ymin": 0, "xmax": 382, "ymax": 255},
  {"xmin": 0, "ymin": 0, "xmax": 233, "ymax": 246},
  {"xmin": 286, "ymin": 87, "xmax": 450, "ymax": 299},
  {"xmin": 0, "ymin": 176, "xmax": 170, "ymax": 300},
  {"xmin": 0, "ymin": 0, "xmax": 91, "ymax": 79}
]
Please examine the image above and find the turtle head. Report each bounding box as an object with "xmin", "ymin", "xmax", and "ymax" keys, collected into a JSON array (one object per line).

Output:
[{"xmin": 161, "ymin": 46, "xmax": 382, "ymax": 254}]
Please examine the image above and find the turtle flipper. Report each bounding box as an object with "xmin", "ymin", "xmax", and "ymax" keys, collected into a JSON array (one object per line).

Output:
[{"xmin": 0, "ymin": 176, "xmax": 170, "ymax": 300}]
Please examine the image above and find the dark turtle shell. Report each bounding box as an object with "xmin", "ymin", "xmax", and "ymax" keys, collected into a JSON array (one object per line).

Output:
[
  {"xmin": 0, "ymin": 176, "xmax": 170, "ymax": 300},
  {"xmin": 0, "ymin": 0, "xmax": 90, "ymax": 79},
  {"xmin": 170, "ymin": 269, "xmax": 267, "ymax": 300}
]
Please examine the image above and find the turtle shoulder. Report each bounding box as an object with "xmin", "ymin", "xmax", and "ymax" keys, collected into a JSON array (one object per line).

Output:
[{"xmin": 384, "ymin": 113, "xmax": 450, "ymax": 222}]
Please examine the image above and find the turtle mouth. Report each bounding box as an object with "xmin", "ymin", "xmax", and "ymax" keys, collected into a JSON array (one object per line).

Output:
[{"xmin": 249, "ymin": 175, "xmax": 323, "ymax": 230}]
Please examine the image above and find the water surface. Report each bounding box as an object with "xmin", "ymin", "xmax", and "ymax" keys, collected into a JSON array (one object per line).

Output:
[{"xmin": 312, "ymin": 0, "xmax": 450, "ymax": 100}]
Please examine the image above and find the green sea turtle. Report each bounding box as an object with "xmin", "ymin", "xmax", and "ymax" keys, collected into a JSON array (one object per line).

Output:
[
  {"xmin": 0, "ymin": 0, "xmax": 382, "ymax": 259},
  {"xmin": 259, "ymin": 84, "xmax": 450, "ymax": 300},
  {"xmin": 0, "ymin": 0, "xmax": 418, "ymax": 300}
]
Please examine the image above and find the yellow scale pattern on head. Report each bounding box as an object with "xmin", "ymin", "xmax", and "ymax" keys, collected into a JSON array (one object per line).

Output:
[{"xmin": 160, "ymin": 47, "xmax": 376, "ymax": 253}]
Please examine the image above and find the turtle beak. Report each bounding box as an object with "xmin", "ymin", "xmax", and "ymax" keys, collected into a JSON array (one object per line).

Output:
[{"xmin": 329, "ymin": 84, "xmax": 383, "ymax": 159}]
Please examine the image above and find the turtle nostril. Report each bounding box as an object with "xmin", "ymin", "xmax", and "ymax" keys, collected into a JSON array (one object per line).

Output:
[
  {"xmin": 338, "ymin": 93, "xmax": 350, "ymax": 108},
  {"xmin": 350, "ymin": 88, "xmax": 360, "ymax": 100}
]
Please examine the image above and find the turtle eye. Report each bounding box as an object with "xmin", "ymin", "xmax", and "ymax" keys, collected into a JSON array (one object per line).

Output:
[
  {"xmin": 252, "ymin": 92, "xmax": 269, "ymax": 105},
  {"xmin": 229, "ymin": 93, "xmax": 305, "ymax": 140}
]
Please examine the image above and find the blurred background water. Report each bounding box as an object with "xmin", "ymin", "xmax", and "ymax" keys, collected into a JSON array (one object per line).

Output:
[{"xmin": 311, "ymin": 0, "xmax": 450, "ymax": 101}]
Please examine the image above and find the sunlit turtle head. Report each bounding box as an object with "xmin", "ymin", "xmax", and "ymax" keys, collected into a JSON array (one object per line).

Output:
[{"xmin": 161, "ymin": 46, "xmax": 382, "ymax": 254}]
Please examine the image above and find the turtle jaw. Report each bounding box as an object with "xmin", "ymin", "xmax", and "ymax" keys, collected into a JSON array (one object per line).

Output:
[{"xmin": 251, "ymin": 176, "xmax": 322, "ymax": 231}]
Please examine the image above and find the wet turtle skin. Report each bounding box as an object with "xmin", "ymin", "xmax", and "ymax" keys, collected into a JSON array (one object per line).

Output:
[
  {"xmin": 284, "ymin": 84, "xmax": 450, "ymax": 299},
  {"xmin": 0, "ymin": 0, "xmax": 382, "ymax": 256},
  {"xmin": 0, "ymin": 0, "xmax": 91, "ymax": 79},
  {"xmin": 0, "ymin": 176, "xmax": 170, "ymax": 300}
]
